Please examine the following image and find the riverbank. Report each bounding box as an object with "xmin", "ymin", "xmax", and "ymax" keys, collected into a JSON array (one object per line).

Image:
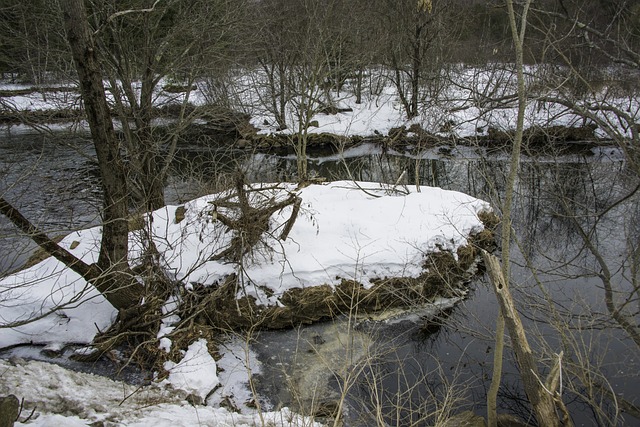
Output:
[
  {"xmin": 0, "ymin": 78, "xmax": 618, "ymax": 159},
  {"xmin": 0, "ymin": 103, "xmax": 611, "ymax": 157}
]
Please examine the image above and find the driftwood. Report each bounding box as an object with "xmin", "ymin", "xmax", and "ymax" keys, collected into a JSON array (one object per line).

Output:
[{"xmin": 482, "ymin": 250, "xmax": 572, "ymax": 427}]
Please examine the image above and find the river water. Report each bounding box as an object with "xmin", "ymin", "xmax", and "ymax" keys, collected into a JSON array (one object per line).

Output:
[{"xmin": 1, "ymin": 129, "xmax": 638, "ymax": 425}]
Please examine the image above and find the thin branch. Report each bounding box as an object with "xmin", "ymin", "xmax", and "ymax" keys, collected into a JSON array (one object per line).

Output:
[{"xmin": 107, "ymin": 0, "xmax": 162, "ymax": 21}]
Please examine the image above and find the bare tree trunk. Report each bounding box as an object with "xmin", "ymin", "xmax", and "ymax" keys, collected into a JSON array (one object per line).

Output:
[
  {"xmin": 278, "ymin": 62, "xmax": 288, "ymax": 130},
  {"xmin": 409, "ymin": 22, "xmax": 422, "ymax": 119},
  {"xmin": 135, "ymin": 43, "xmax": 165, "ymax": 212},
  {"xmin": 355, "ymin": 67, "xmax": 363, "ymax": 105},
  {"xmin": 487, "ymin": 1, "xmax": 568, "ymax": 426},
  {"xmin": 487, "ymin": 0, "xmax": 528, "ymax": 425},
  {"xmin": 0, "ymin": 197, "xmax": 97, "ymax": 279},
  {"xmin": 0, "ymin": 197, "xmax": 141, "ymax": 311},
  {"xmin": 487, "ymin": 313, "xmax": 505, "ymax": 427},
  {"xmin": 0, "ymin": 394, "xmax": 19, "ymax": 427},
  {"xmin": 59, "ymin": 0, "xmax": 142, "ymax": 310},
  {"xmin": 483, "ymin": 251, "xmax": 569, "ymax": 427}
]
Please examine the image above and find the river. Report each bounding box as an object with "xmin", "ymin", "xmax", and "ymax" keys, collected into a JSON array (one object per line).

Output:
[{"xmin": 0, "ymin": 128, "xmax": 638, "ymax": 426}]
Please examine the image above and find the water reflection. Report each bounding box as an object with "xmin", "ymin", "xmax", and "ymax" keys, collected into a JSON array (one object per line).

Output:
[
  {"xmin": 0, "ymin": 132, "xmax": 101, "ymax": 272},
  {"xmin": 1, "ymin": 134, "xmax": 638, "ymax": 425}
]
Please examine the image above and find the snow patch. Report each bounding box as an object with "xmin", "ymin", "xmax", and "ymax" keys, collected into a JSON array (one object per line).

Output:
[{"xmin": 163, "ymin": 339, "xmax": 219, "ymax": 400}]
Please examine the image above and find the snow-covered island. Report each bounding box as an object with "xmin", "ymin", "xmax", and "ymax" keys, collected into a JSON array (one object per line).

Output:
[{"xmin": 0, "ymin": 180, "xmax": 494, "ymax": 426}]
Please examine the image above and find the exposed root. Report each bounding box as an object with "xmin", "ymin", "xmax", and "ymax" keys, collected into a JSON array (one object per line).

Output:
[{"xmin": 209, "ymin": 173, "xmax": 301, "ymax": 264}]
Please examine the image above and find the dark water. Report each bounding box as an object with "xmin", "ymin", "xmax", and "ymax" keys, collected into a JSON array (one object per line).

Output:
[
  {"xmin": 0, "ymin": 130, "xmax": 638, "ymax": 425},
  {"xmin": 0, "ymin": 344, "xmax": 150, "ymax": 385}
]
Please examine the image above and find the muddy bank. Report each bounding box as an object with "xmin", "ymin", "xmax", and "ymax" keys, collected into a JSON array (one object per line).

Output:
[
  {"xmin": 242, "ymin": 123, "xmax": 606, "ymax": 156},
  {"xmin": 0, "ymin": 94, "xmax": 609, "ymax": 155}
]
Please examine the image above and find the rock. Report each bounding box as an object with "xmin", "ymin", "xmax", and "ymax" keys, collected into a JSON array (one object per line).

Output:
[
  {"xmin": 40, "ymin": 347, "xmax": 63, "ymax": 358},
  {"xmin": 319, "ymin": 106, "xmax": 353, "ymax": 115},
  {"xmin": 174, "ymin": 206, "xmax": 186, "ymax": 223},
  {"xmin": 186, "ymin": 393, "xmax": 203, "ymax": 406},
  {"xmin": 220, "ymin": 395, "xmax": 240, "ymax": 413},
  {"xmin": 308, "ymin": 120, "xmax": 319, "ymax": 128},
  {"xmin": 312, "ymin": 334, "xmax": 325, "ymax": 345},
  {"xmin": 41, "ymin": 343, "xmax": 65, "ymax": 358},
  {"xmin": 7, "ymin": 356, "xmax": 24, "ymax": 367},
  {"xmin": 0, "ymin": 395, "xmax": 19, "ymax": 427}
]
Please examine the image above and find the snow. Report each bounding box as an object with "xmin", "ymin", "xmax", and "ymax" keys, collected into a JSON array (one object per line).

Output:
[
  {"xmin": 225, "ymin": 66, "xmax": 637, "ymax": 140},
  {"xmin": 1, "ymin": 181, "xmax": 488, "ymax": 344},
  {"xmin": 234, "ymin": 182, "xmax": 487, "ymax": 304},
  {"xmin": 1, "ymin": 181, "xmax": 489, "ymax": 347},
  {"xmin": 3, "ymin": 66, "xmax": 637, "ymax": 140},
  {"xmin": 0, "ymin": 71, "xmax": 503, "ymax": 425},
  {"xmin": 0, "ymin": 179, "xmax": 489, "ymax": 425},
  {"xmin": 157, "ymin": 295, "xmax": 180, "ymax": 353},
  {"xmin": 0, "ymin": 358, "xmax": 321, "ymax": 427},
  {"xmin": 162, "ymin": 339, "xmax": 219, "ymax": 400}
]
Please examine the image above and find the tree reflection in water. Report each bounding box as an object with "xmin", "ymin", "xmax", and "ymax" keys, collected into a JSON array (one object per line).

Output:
[{"xmin": 1, "ymin": 134, "xmax": 637, "ymax": 425}]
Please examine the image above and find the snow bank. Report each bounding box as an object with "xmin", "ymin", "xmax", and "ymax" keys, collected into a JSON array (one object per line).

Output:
[
  {"xmin": 0, "ymin": 358, "xmax": 321, "ymax": 427},
  {"xmin": 3, "ymin": 66, "xmax": 636, "ymax": 139},
  {"xmin": 162, "ymin": 339, "xmax": 219, "ymax": 400},
  {"xmin": 236, "ymin": 181, "xmax": 489, "ymax": 304}
]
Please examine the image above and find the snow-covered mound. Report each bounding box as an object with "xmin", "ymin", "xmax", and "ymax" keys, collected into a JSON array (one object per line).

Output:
[{"xmin": 0, "ymin": 181, "xmax": 490, "ymax": 349}]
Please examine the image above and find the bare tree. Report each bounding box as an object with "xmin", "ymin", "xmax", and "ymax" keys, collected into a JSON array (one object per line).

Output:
[
  {"xmin": 375, "ymin": 0, "xmax": 458, "ymax": 119},
  {"xmin": 1, "ymin": 0, "xmax": 245, "ymax": 212},
  {"xmin": 525, "ymin": 0, "xmax": 640, "ymax": 354},
  {"xmin": 482, "ymin": 1, "xmax": 571, "ymax": 426},
  {"xmin": 2, "ymin": 0, "xmax": 146, "ymax": 312},
  {"xmin": 249, "ymin": 0, "xmax": 357, "ymax": 182},
  {"xmin": 248, "ymin": 0, "xmax": 299, "ymax": 131},
  {"xmin": 88, "ymin": 0, "xmax": 243, "ymax": 211},
  {"xmin": 528, "ymin": 0, "xmax": 640, "ymax": 173},
  {"xmin": 0, "ymin": 1, "xmax": 71, "ymax": 84}
]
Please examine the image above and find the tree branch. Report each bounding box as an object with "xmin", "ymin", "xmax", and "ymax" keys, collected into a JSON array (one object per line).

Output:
[{"xmin": 0, "ymin": 196, "xmax": 96, "ymax": 280}]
